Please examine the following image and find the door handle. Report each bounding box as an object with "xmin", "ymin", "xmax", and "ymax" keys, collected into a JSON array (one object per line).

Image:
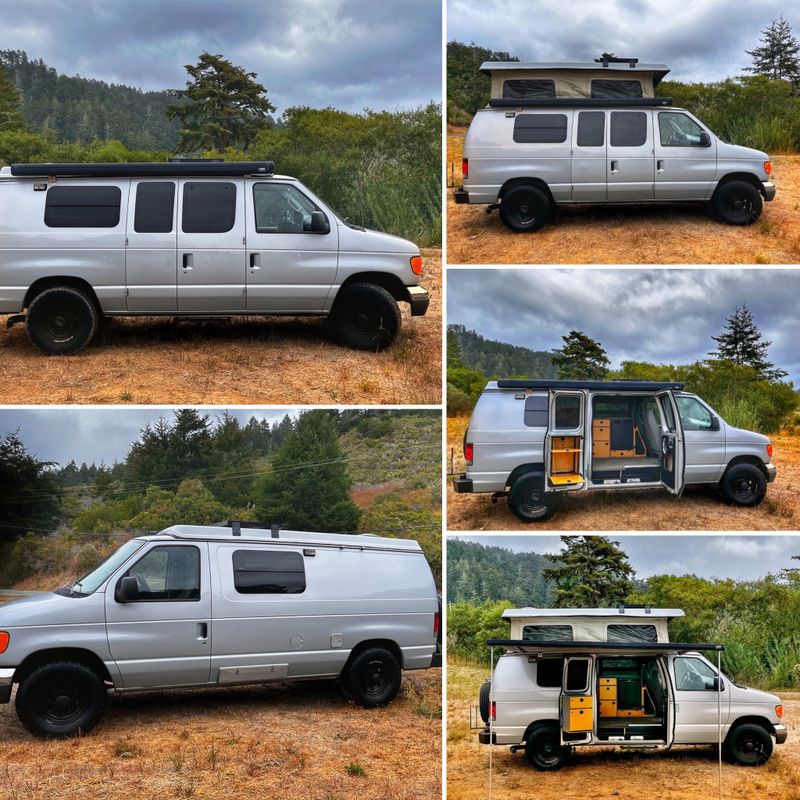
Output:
[
  {"xmin": 610, "ymin": 160, "xmax": 618, "ymax": 173},
  {"xmin": 250, "ymin": 252, "xmax": 261, "ymax": 271},
  {"xmin": 657, "ymin": 159, "xmax": 665, "ymax": 172},
  {"xmin": 182, "ymin": 253, "xmax": 194, "ymax": 271},
  {"xmin": 197, "ymin": 622, "xmax": 208, "ymax": 642}
]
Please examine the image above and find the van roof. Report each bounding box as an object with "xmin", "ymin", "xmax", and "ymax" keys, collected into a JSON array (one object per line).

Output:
[
  {"xmin": 503, "ymin": 607, "xmax": 685, "ymax": 620},
  {"xmin": 479, "ymin": 60, "xmax": 671, "ymax": 86},
  {"xmin": 491, "ymin": 379, "xmax": 685, "ymax": 392},
  {"xmin": 5, "ymin": 161, "xmax": 275, "ymax": 178}
]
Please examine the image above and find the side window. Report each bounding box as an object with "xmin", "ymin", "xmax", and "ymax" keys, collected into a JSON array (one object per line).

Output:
[
  {"xmin": 513, "ymin": 114, "xmax": 568, "ymax": 144},
  {"xmin": 659, "ymin": 396, "xmax": 677, "ymax": 433},
  {"xmin": 553, "ymin": 394, "xmax": 581, "ymax": 430},
  {"xmin": 134, "ymin": 182, "xmax": 175, "ymax": 233},
  {"xmin": 124, "ymin": 546, "xmax": 200, "ymax": 601},
  {"xmin": 44, "ymin": 185, "xmax": 121, "ymax": 228},
  {"xmin": 252, "ymin": 183, "xmax": 323, "ymax": 233},
  {"xmin": 565, "ymin": 659, "xmax": 590, "ymax": 692},
  {"xmin": 182, "ymin": 182, "xmax": 236, "ymax": 233},
  {"xmin": 607, "ymin": 624, "xmax": 657, "ymax": 643},
  {"xmin": 536, "ymin": 657, "xmax": 566, "ymax": 688},
  {"xmin": 658, "ymin": 112, "xmax": 705, "ymax": 147},
  {"xmin": 675, "ymin": 396, "xmax": 714, "ymax": 431},
  {"xmin": 233, "ymin": 549, "xmax": 306, "ymax": 594},
  {"xmin": 503, "ymin": 79, "xmax": 556, "ymax": 99},
  {"xmin": 591, "ymin": 79, "xmax": 643, "ymax": 99},
  {"xmin": 674, "ymin": 657, "xmax": 719, "ymax": 691},
  {"xmin": 522, "ymin": 624, "xmax": 574, "ymax": 642},
  {"xmin": 524, "ymin": 395, "xmax": 548, "ymax": 427},
  {"xmin": 577, "ymin": 111, "xmax": 605, "ymax": 147},
  {"xmin": 610, "ymin": 111, "xmax": 648, "ymax": 147}
]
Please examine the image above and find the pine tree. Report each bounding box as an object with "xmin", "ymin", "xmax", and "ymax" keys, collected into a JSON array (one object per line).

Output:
[
  {"xmin": 551, "ymin": 330, "xmax": 610, "ymax": 380},
  {"xmin": 746, "ymin": 16, "xmax": 800, "ymax": 83},
  {"xmin": 167, "ymin": 52, "xmax": 275, "ymax": 151},
  {"xmin": 708, "ymin": 305, "xmax": 787, "ymax": 381},
  {"xmin": 0, "ymin": 63, "xmax": 26, "ymax": 131},
  {"xmin": 543, "ymin": 536, "xmax": 634, "ymax": 607}
]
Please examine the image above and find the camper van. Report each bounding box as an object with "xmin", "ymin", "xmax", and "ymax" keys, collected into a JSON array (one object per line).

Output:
[
  {"xmin": 0, "ymin": 523, "xmax": 441, "ymax": 738},
  {"xmin": 475, "ymin": 607, "xmax": 787, "ymax": 770},
  {"xmin": 454, "ymin": 56, "xmax": 776, "ymax": 231},
  {"xmin": 0, "ymin": 161, "xmax": 429, "ymax": 353},
  {"xmin": 453, "ymin": 379, "xmax": 776, "ymax": 521}
]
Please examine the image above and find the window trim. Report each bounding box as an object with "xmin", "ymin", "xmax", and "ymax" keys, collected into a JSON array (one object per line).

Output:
[
  {"xmin": 251, "ymin": 182, "xmax": 328, "ymax": 235},
  {"xmin": 119, "ymin": 544, "xmax": 202, "ymax": 603},
  {"xmin": 232, "ymin": 548, "xmax": 307, "ymax": 595}
]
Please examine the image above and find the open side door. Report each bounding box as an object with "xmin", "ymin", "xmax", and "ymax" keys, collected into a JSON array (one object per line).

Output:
[
  {"xmin": 560, "ymin": 655, "xmax": 594, "ymax": 745},
  {"xmin": 656, "ymin": 390, "xmax": 685, "ymax": 495},
  {"xmin": 546, "ymin": 391, "xmax": 586, "ymax": 492}
]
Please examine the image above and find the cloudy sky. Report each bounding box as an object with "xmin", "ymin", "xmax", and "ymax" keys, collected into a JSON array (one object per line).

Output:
[
  {"xmin": 0, "ymin": 407, "xmax": 301, "ymax": 467},
  {"xmin": 0, "ymin": 0, "xmax": 441, "ymax": 113},
  {"xmin": 453, "ymin": 534, "xmax": 800, "ymax": 581},
  {"xmin": 448, "ymin": 0, "xmax": 790, "ymax": 82},
  {"xmin": 448, "ymin": 268, "xmax": 800, "ymax": 383}
]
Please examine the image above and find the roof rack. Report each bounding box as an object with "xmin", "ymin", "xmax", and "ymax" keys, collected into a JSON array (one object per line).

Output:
[
  {"xmin": 495, "ymin": 379, "xmax": 685, "ymax": 392},
  {"xmin": 8, "ymin": 161, "xmax": 275, "ymax": 178},
  {"xmin": 219, "ymin": 520, "xmax": 281, "ymax": 538},
  {"xmin": 595, "ymin": 54, "xmax": 639, "ymax": 68},
  {"xmin": 488, "ymin": 97, "xmax": 672, "ymax": 109}
]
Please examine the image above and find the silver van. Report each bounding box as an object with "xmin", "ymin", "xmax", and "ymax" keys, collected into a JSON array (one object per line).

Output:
[
  {"xmin": 0, "ymin": 160, "xmax": 430, "ymax": 353},
  {"xmin": 454, "ymin": 57, "xmax": 776, "ymax": 231},
  {"xmin": 475, "ymin": 607, "xmax": 786, "ymax": 770},
  {"xmin": 0, "ymin": 523, "xmax": 441, "ymax": 738},
  {"xmin": 453, "ymin": 379, "xmax": 776, "ymax": 521}
]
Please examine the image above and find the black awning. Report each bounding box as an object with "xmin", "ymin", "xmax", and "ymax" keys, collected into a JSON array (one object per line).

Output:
[
  {"xmin": 487, "ymin": 639, "xmax": 724, "ymax": 654},
  {"xmin": 495, "ymin": 379, "xmax": 685, "ymax": 392},
  {"xmin": 10, "ymin": 161, "xmax": 275, "ymax": 178}
]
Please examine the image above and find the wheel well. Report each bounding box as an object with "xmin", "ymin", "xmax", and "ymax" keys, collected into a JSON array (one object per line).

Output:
[
  {"xmin": 15, "ymin": 648, "xmax": 113, "ymax": 685},
  {"xmin": 724, "ymin": 715, "xmax": 776, "ymax": 742},
  {"xmin": 506, "ymin": 463, "xmax": 546, "ymax": 491},
  {"xmin": 23, "ymin": 277, "xmax": 101, "ymax": 311},
  {"xmin": 715, "ymin": 173, "xmax": 763, "ymax": 193},
  {"xmin": 498, "ymin": 178, "xmax": 555, "ymax": 204},
  {"xmin": 337, "ymin": 272, "xmax": 409, "ymax": 303},
  {"xmin": 523, "ymin": 719, "xmax": 560, "ymax": 743},
  {"xmin": 341, "ymin": 639, "xmax": 403, "ymax": 675},
  {"xmin": 722, "ymin": 456, "xmax": 768, "ymax": 481}
]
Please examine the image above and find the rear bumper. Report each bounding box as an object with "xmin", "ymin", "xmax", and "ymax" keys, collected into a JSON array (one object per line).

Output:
[
  {"xmin": 775, "ymin": 723, "xmax": 788, "ymax": 744},
  {"xmin": 453, "ymin": 474, "xmax": 474, "ymax": 493},
  {"xmin": 0, "ymin": 668, "xmax": 15, "ymax": 704},
  {"xmin": 766, "ymin": 463, "xmax": 777, "ymax": 483},
  {"xmin": 478, "ymin": 728, "xmax": 496, "ymax": 745},
  {"xmin": 407, "ymin": 285, "xmax": 430, "ymax": 317},
  {"xmin": 430, "ymin": 651, "xmax": 442, "ymax": 668},
  {"xmin": 762, "ymin": 181, "xmax": 776, "ymax": 201},
  {"xmin": 454, "ymin": 188, "xmax": 469, "ymax": 204}
]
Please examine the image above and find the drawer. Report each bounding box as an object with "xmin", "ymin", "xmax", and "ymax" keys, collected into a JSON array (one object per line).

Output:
[
  {"xmin": 618, "ymin": 708, "xmax": 645, "ymax": 717},
  {"xmin": 569, "ymin": 695, "xmax": 593, "ymax": 709},
  {"xmin": 599, "ymin": 685, "xmax": 617, "ymax": 700},
  {"xmin": 568, "ymin": 708, "xmax": 593, "ymax": 732},
  {"xmin": 592, "ymin": 442, "xmax": 611, "ymax": 458},
  {"xmin": 599, "ymin": 700, "xmax": 617, "ymax": 717},
  {"xmin": 599, "ymin": 678, "xmax": 617, "ymax": 686}
]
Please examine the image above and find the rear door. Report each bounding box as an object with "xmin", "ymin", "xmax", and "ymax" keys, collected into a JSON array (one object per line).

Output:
[
  {"xmin": 607, "ymin": 110, "xmax": 655, "ymax": 201},
  {"xmin": 560, "ymin": 656, "xmax": 594, "ymax": 744},
  {"xmin": 654, "ymin": 111, "xmax": 717, "ymax": 200},
  {"xmin": 572, "ymin": 111, "xmax": 607, "ymax": 201},
  {"xmin": 657, "ymin": 390, "xmax": 685, "ymax": 494}
]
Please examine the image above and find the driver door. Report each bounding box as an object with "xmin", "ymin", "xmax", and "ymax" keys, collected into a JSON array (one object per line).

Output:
[
  {"xmin": 656, "ymin": 391, "xmax": 685, "ymax": 495},
  {"xmin": 560, "ymin": 656, "xmax": 594, "ymax": 744}
]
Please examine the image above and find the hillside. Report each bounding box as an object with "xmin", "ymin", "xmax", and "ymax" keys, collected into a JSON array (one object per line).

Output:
[{"xmin": 448, "ymin": 324, "xmax": 555, "ymax": 378}]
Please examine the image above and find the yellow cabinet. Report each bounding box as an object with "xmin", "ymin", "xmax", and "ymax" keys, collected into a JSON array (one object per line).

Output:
[
  {"xmin": 569, "ymin": 696, "xmax": 592, "ymax": 709},
  {"xmin": 568, "ymin": 708, "xmax": 593, "ymax": 732},
  {"xmin": 599, "ymin": 699, "xmax": 617, "ymax": 717},
  {"xmin": 599, "ymin": 684, "xmax": 617, "ymax": 700}
]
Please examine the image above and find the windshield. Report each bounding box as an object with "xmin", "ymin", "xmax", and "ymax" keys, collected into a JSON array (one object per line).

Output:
[{"xmin": 71, "ymin": 539, "xmax": 147, "ymax": 596}]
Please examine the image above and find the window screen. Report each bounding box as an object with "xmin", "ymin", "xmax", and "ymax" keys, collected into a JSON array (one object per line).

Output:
[
  {"xmin": 610, "ymin": 112, "xmax": 648, "ymax": 147},
  {"xmin": 524, "ymin": 395, "xmax": 549, "ymax": 427},
  {"xmin": 44, "ymin": 186, "xmax": 121, "ymax": 228},
  {"xmin": 607, "ymin": 624, "xmax": 658, "ymax": 643},
  {"xmin": 513, "ymin": 114, "xmax": 568, "ymax": 144},
  {"xmin": 536, "ymin": 657, "xmax": 565, "ymax": 688},
  {"xmin": 503, "ymin": 79, "xmax": 556, "ymax": 99},
  {"xmin": 134, "ymin": 182, "xmax": 175, "ymax": 233},
  {"xmin": 577, "ymin": 111, "xmax": 605, "ymax": 147},
  {"xmin": 182, "ymin": 181, "xmax": 236, "ymax": 233},
  {"xmin": 522, "ymin": 624, "xmax": 574, "ymax": 642},
  {"xmin": 591, "ymin": 79, "xmax": 644, "ymax": 98},
  {"xmin": 233, "ymin": 549, "xmax": 306, "ymax": 594},
  {"xmin": 124, "ymin": 546, "xmax": 200, "ymax": 601}
]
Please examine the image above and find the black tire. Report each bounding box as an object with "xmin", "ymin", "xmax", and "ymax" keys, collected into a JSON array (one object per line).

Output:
[
  {"xmin": 712, "ymin": 180, "xmax": 763, "ymax": 225},
  {"xmin": 499, "ymin": 185, "xmax": 551, "ymax": 232},
  {"xmin": 330, "ymin": 283, "xmax": 401, "ymax": 351},
  {"xmin": 15, "ymin": 661, "xmax": 107, "ymax": 739},
  {"xmin": 26, "ymin": 286, "xmax": 99, "ymax": 354},
  {"xmin": 479, "ymin": 680, "xmax": 491, "ymax": 723},
  {"xmin": 524, "ymin": 725, "xmax": 570, "ymax": 771},
  {"xmin": 724, "ymin": 722, "xmax": 773, "ymax": 766},
  {"xmin": 508, "ymin": 471, "xmax": 564, "ymax": 522},
  {"xmin": 341, "ymin": 647, "xmax": 402, "ymax": 708},
  {"xmin": 719, "ymin": 463, "xmax": 767, "ymax": 507}
]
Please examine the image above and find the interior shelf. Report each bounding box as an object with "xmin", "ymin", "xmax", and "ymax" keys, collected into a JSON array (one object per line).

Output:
[{"xmin": 550, "ymin": 473, "xmax": 584, "ymax": 486}]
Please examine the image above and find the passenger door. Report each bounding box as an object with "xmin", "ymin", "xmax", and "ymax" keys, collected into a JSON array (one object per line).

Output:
[
  {"xmin": 671, "ymin": 655, "xmax": 730, "ymax": 744},
  {"xmin": 606, "ymin": 110, "xmax": 655, "ymax": 201},
  {"xmin": 654, "ymin": 111, "xmax": 717, "ymax": 200},
  {"xmin": 674, "ymin": 395, "xmax": 727, "ymax": 483},
  {"xmin": 571, "ymin": 111, "xmax": 607, "ymax": 201},
  {"xmin": 244, "ymin": 181, "xmax": 339, "ymax": 313},
  {"xmin": 105, "ymin": 542, "xmax": 212, "ymax": 689},
  {"xmin": 560, "ymin": 656, "xmax": 594, "ymax": 744},
  {"xmin": 547, "ymin": 391, "xmax": 585, "ymax": 490},
  {"xmin": 657, "ymin": 391, "xmax": 685, "ymax": 494},
  {"xmin": 177, "ymin": 179, "xmax": 246, "ymax": 312},
  {"xmin": 125, "ymin": 180, "xmax": 178, "ymax": 312}
]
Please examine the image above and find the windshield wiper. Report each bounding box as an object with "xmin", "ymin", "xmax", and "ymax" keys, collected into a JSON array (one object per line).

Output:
[{"xmin": 342, "ymin": 216, "xmax": 366, "ymax": 232}]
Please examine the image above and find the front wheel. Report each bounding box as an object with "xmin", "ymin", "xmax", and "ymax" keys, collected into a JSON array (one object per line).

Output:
[
  {"xmin": 26, "ymin": 286, "xmax": 99, "ymax": 354},
  {"xmin": 712, "ymin": 181, "xmax": 763, "ymax": 225},
  {"xmin": 724, "ymin": 722, "xmax": 773, "ymax": 766},
  {"xmin": 499, "ymin": 185, "xmax": 551, "ymax": 232},
  {"xmin": 508, "ymin": 472, "xmax": 564, "ymax": 522},
  {"xmin": 341, "ymin": 647, "xmax": 402, "ymax": 708},
  {"xmin": 525, "ymin": 725, "xmax": 570, "ymax": 771},
  {"xmin": 719, "ymin": 463, "xmax": 767, "ymax": 506},
  {"xmin": 330, "ymin": 283, "xmax": 401, "ymax": 351}
]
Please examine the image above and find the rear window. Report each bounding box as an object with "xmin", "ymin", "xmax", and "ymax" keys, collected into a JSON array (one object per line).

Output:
[
  {"xmin": 182, "ymin": 181, "xmax": 236, "ymax": 233},
  {"xmin": 610, "ymin": 112, "xmax": 648, "ymax": 147},
  {"xmin": 513, "ymin": 114, "xmax": 568, "ymax": 144},
  {"xmin": 503, "ymin": 79, "xmax": 556, "ymax": 100},
  {"xmin": 134, "ymin": 182, "xmax": 175, "ymax": 233},
  {"xmin": 591, "ymin": 79, "xmax": 644, "ymax": 99},
  {"xmin": 232, "ymin": 549, "xmax": 306, "ymax": 594},
  {"xmin": 44, "ymin": 185, "xmax": 121, "ymax": 228},
  {"xmin": 524, "ymin": 395, "xmax": 549, "ymax": 427},
  {"xmin": 577, "ymin": 111, "xmax": 605, "ymax": 147}
]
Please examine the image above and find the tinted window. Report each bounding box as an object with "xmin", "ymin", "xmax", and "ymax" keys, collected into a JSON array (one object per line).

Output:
[
  {"xmin": 182, "ymin": 181, "xmax": 236, "ymax": 233},
  {"xmin": 610, "ymin": 112, "xmax": 647, "ymax": 147},
  {"xmin": 44, "ymin": 185, "xmax": 121, "ymax": 228},
  {"xmin": 554, "ymin": 394, "xmax": 581, "ymax": 429},
  {"xmin": 591, "ymin": 79, "xmax": 643, "ymax": 98},
  {"xmin": 675, "ymin": 396, "xmax": 714, "ymax": 431},
  {"xmin": 513, "ymin": 114, "xmax": 568, "ymax": 144},
  {"xmin": 607, "ymin": 624, "xmax": 658, "ymax": 643},
  {"xmin": 124, "ymin": 546, "xmax": 200, "ymax": 601},
  {"xmin": 524, "ymin": 395, "xmax": 549, "ymax": 427},
  {"xmin": 565, "ymin": 659, "xmax": 589, "ymax": 692},
  {"xmin": 522, "ymin": 624, "xmax": 574, "ymax": 642},
  {"xmin": 577, "ymin": 111, "xmax": 605, "ymax": 147},
  {"xmin": 675, "ymin": 657, "xmax": 719, "ymax": 691},
  {"xmin": 253, "ymin": 183, "xmax": 323, "ymax": 233},
  {"xmin": 536, "ymin": 657, "xmax": 565, "ymax": 688},
  {"xmin": 503, "ymin": 79, "xmax": 556, "ymax": 99},
  {"xmin": 658, "ymin": 112, "xmax": 706, "ymax": 147},
  {"xmin": 134, "ymin": 182, "xmax": 175, "ymax": 233},
  {"xmin": 233, "ymin": 549, "xmax": 306, "ymax": 594}
]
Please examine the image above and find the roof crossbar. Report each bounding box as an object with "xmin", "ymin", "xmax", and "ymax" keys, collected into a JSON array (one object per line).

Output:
[{"xmin": 595, "ymin": 54, "xmax": 640, "ymax": 68}]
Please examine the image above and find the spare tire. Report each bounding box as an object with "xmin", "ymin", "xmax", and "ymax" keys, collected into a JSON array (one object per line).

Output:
[{"xmin": 479, "ymin": 680, "xmax": 491, "ymax": 723}]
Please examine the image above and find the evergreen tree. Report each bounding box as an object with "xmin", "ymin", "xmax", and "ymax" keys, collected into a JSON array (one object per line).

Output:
[
  {"xmin": 0, "ymin": 63, "xmax": 25, "ymax": 132},
  {"xmin": 447, "ymin": 326, "xmax": 466, "ymax": 369},
  {"xmin": 254, "ymin": 410, "xmax": 361, "ymax": 532},
  {"xmin": 167, "ymin": 52, "xmax": 275, "ymax": 151},
  {"xmin": 746, "ymin": 16, "xmax": 800, "ymax": 84},
  {"xmin": 551, "ymin": 330, "xmax": 610, "ymax": 380},
  {"xmin": 543, "ymin": 536, "xmax": 634, "ymax": 607},
  {"xmin": 708, "ymin": 305, "xmax": 787, "ymax": 381}
]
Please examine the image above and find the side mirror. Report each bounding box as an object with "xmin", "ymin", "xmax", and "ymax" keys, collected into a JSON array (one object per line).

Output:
[
  {"xmin": 712, "ymin": 677, "xmax": 724, "ymax": 692},
  {"xmin": 698, "ymin": 131, "xmax": 711, "ymax": 147},
  {"xmin": 310, "ymin": 210, "xmax": 330, "ymax": 234},
  {"xmin": 710, "ymin": 415, "xmax": 720, "ymax": 431},
  {"xmin": 115, "ymin": 575, "xmax": 139, "ymax": 604}
]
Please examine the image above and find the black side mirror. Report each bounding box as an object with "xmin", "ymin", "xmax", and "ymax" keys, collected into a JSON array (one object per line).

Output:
[
  {"xmin": 310, "ymin": 210, "xmax": 330, "ymax": 234},
  {"xmin": 710, "ymin": 415, "xmax": 720, "ymax": 431},
  {"xmin": 698, "ymin": 131, "xmax": 711, "ymax": 147},
  {"xmin": 115, "ymin": 575, "xmax": 139, "ymax": 603},
  {"xmin": 712, "ymin": 676, "xmax": 724, "ymax": 692}
]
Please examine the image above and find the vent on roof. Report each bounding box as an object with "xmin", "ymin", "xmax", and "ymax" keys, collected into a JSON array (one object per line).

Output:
[{"xmin": 618, "ymin": 603, "xmax": 653, "ymax": 615}]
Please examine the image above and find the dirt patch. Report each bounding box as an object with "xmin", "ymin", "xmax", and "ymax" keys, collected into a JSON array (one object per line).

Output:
[
  {"xmin": 0, "ymin": 669, "xmax": 441, "ymax": 800},
  {"xmin": 0, "ymin": 251, "xmax": 441, "ymax": 405},
  {"xmin": 446, "ymin": 417, "xmax": 799, "ymax": 531},
  {"xmin": 447, "ymin": 663, "xmax": 800, "ymax": 800},
  {"xmin": 447, "ymin": 129, "xmax": 800, "ymax": 264}
]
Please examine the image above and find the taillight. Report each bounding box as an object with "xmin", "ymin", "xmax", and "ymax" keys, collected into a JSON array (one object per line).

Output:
[
  {"xmin": 764, "ymin": 161, "xmax": 772, "ymax": 175},
  {"xmin": 433, "ymin": 612, "xmax": 440, "ymax": 636},
  {"xmin": 490, "ymin": 701, "xmax": 496, "ymax": 720},
  {"xmin": 776, "ymin": 704, "xmax": 783, "ymax": 718},
  {"xmin": 465, "ymin": 442, "xmax": 473, "ymax": 465},
  {"xmin": 767, "ymin": 443, "xmax": 773, "ymax": 458},
  {"xmin": 410, "ymin": 255, "xmax": 422, "ymax": 275},
  {"xmin": 462, "ymin": 158, "xmax": 468, "ymax": 179},
  {"xmin": 0, "ymin": 632, "xmax": 9, "ymax": 654}
]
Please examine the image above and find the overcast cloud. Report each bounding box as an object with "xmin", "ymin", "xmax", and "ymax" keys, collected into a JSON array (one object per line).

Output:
[
  {"xmin": 0, "ymin": 0, "xmax": 441, "ymax": 113},
  {"xmin": 453, "ymin": 534, "xmax": 800, "ymax": 581},
  {"xmin": 447, "ymin": 268, "xmax": 800, "ymax": 384},
  {"xmin": 448, "ymin": 0, "xmax": 792, "ymax": 82}
]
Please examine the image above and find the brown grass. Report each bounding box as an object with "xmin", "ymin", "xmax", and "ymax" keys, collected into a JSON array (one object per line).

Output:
[
  {"xmin": 446, "ymin": 128, "xmax": 800, "ymax": 264},
  {"xmin": 446, "ymin": 416, "xmax": 800, "ymax": 531},
  {"xmin": 447, "ymin": 662, "xmax": 800, "ymax": 800},
  {"xmin": 0, "ymin": 250, "xmax": 441, "ymax": 405},
  {"xmin": 0, "ymin": 669, "xmax": 441, "ymax": 800}
]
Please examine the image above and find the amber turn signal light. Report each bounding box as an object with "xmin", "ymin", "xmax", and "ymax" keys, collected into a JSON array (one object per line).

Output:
[
  {"xmin": 776, "ymin": 704, "xmax": 783, "ymax": 718},
  {"xmin": 0, "ymin": 632, "xmax": 9, "ymax": 654},
  {"xmin": 410, "ymin": 256, "xmax": 423, "ymax": 275},
  {"xmin": 764, "ymin": 161, "xmax": 772, "ymax": 174},
  {"xmin": 767, "ymin": 444, "xmax": 773, "ymax": 458}
]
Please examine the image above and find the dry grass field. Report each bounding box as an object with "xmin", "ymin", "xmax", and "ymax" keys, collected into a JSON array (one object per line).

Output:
[
  {"xmin": 446, "ymin": 416, "xmax": 800, "ymax": 531},
  {"xmin": 446, "ymin": 128, "xmax": 800, "ymax": 264},
  {"xmin": 0, "ymin": 250, "xmax": 441, "ymax": 406},
  {"xmin": 447, "ymin": 662, "xmax": 800, "ymax": 800}
]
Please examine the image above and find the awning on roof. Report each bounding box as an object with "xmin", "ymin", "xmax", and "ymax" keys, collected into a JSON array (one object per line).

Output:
[{"xmin": 487, "ymin": 639, "xmax": 724, "ymax": 655}]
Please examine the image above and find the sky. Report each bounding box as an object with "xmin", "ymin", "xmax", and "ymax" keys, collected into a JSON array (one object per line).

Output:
[
  {"xmin": 448, "ymin": 0, "xmax": 791, "ymax": 82},
  {"xmin": 0, "ymin": 407, "xmax": 300, "ymax": 467},
  {"xmin": 452, "ymin": 534, "xmax": 800, "ymax": 581},
  {"xmin": 447, "ymin": 268, "xmax": 800, "ymax": 384},
  {"xmin": 0, "ymin": 0, "xmax": 441, "ymax": 113}
]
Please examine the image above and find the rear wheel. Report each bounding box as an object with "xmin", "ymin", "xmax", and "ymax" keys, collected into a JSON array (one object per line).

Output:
[
  {"xmin": 524, "ymin": 725, "xmax": 570, "ymax": 771},
  {"xmin": 330, "ymin": 283, "xmax": 401, "ymax": 351},
  {"xmin": 26, "ymin": 286, "xmax": 99, "ymax": 354},
  {"xmin": 724, "ymin": 722, "xmax": 773, "ymax": 766},
  {"xmin": 508, "ymin": 472, "xmax": 564, "ymax": 522},
  {"xmin": 720, "ymin": 463, "xmax": 766, "ymax": 506},
  {"xmin": 499, "ymin": 185, "xmax": 551, "ymax": 232},
  {"xmin": 342, "ymin": 647, "xmax": 401, "ymax": 708},
  {"xmin": 712, "ymin": 180, "xmax": 762, "ymax": 225}
]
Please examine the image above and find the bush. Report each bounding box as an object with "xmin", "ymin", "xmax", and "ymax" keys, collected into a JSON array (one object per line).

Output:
[{"xmin": 447, "ymin": 599, "xmax": 513, "ymax": 663}]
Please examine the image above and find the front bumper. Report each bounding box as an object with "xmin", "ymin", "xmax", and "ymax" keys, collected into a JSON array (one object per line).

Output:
[
  {"xmin": 775, "ymin": 723, "xmax": 788, "ymax": 744},
  {"xmin": 762, "ymin": 181, "xmax": 776, "ymax": 201},
  {"xmin": 0, "ymin": 668, "xmax": 15, "ymax": 704},
  {"xmin": 453, "ymin": 474, "xmax": 474, "ymax": 493},
  {"xmin": 454, "ymin": 188, "xmax": 469, "ymax": 204},
  {"xmin": 407, "ymin": 285, "xmax": 430, "ymax": 317},
  {"xmin": 766, "ymin": 463, "xmax": 777, "ymax": 483}
]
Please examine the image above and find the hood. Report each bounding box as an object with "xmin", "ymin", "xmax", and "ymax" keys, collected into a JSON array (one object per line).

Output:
[
  {"xmin": 724, "ymin": 424, "xmax": 770, "ymax": 445},
  {"xmin": 336, "ymin": 222, "xmax": 419, "ymax": 255},
  {"xmin": 0, "ymin": 590, "xmax": 104, "ymax": 627},
  {"xmin": 732, "ymin": 683, "xmax": 781, "ymax": 706},
  {"xmin": 715, "ymin": 139, "xmax": 769, "ymax": 162}
]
